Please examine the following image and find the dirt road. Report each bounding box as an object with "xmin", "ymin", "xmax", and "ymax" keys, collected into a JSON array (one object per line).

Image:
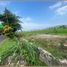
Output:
[
  {"xmin": 32, "ymin": 34, "xmax": 67, "ymax": 39},
  {"xmin": 0, "ymin": 35, "xmax": 5, "ymax": 42}
]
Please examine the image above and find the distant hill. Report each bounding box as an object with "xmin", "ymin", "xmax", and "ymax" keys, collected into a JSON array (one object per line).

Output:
[{"xmin": 50, "ymin": 25, "xmax": 67, "ymax": 29}]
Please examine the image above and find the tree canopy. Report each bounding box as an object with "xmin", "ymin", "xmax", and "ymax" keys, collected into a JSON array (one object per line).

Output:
[{"xmin": 0, "ymin": 8, "xmax": 22, "ymax": 37}]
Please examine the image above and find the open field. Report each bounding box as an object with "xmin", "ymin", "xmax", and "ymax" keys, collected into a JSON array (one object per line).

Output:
[
  {"xmin": 27, "ymin": 34, "xmax": 67, "ymax": 59},
  {"xmin": 0, "ymin": 26, "xmax": 67, "ymax": 66},
  {"xmin": 23, "ymin": 26, "xmax": 67, "ymax": 60},
  {"xmin": 23, "ymin": 27, "xmax": 67, "ymax": 37}
]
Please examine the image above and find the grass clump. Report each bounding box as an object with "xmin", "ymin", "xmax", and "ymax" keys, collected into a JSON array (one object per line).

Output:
[
  {"xmin": 0, "ymin": 38, "xmax": 47, "ymax": 66},
  {"xmin": 21, "ymin": 39, "xmax": 47, "ymax": 66},
  {"xmin": 0, "ymin": 38, "xmax": 17, "ymax": 65}
]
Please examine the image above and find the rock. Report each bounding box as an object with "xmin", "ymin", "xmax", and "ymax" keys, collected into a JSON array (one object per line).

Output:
[
  {"xmin": 59, "ymin": 59, "xmax": 67, "ymax": 66},
  {"xmin": 38, "ymin": 47, "xmax": 67, "ymax": 66}
]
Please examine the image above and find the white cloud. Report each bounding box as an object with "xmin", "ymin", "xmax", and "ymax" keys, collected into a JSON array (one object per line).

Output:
[
  {"xmin": 56, "ymin": 5, "xmax": 67, "ymax": 15},
  {"xmin": 25, "ymin": 17, "xmax": 32, "ymax": 21},
  {"xmin": 21, "ymin": 22, "xmax": 50, "ymax": 31},
  {"xmin": 20, "ymin": 17, "xmax": 49, "ymax": 31},
  {"xmin": 49, "ymin": 2, "xmax": 62, "ymax": 9},
  {"xmin": 21, "ymin": 22, "xmax": 46, "ymax": 31},
  {"xmin": 0, "ymin": 1, "xmax": 11, "ymax": 7},
  {"xmin": 20, "ymin": 17, "xmax": 32, "ymax": 23},
  {"xmin": 49, "ymin": 1, "xmax": 67, "ymax": 16}
]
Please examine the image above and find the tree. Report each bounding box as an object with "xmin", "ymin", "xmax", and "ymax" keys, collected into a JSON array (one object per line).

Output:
[{"xmin": 0, "ymin": 8, "xmax": 21, "ymax": 38}]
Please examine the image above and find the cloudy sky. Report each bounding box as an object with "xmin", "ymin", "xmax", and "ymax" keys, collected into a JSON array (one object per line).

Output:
[{"xmin": 0, "ymin": 1, "xmax": 67, "ymax": 31}]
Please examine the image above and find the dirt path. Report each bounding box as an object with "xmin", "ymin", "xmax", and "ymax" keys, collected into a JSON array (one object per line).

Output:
[
  {"xmin": 0, "ymin": 35, "xmax": 5, "ymax": 42},
  {"xmin": 32, "ymin": 34, "xmax": 67, "ymax": 39}
]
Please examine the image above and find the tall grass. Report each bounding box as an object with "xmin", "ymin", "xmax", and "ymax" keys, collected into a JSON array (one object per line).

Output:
[
  {"xmin": 21, "ymin": 39, "xmax": 47, "ymax": 66},
  {"xmin": 0, "ymin": 38, "xmax": 47, "ymax": 66},
  {"xmin": 0, "ymin": 38, "xmax": 17, "ymax": 65}
]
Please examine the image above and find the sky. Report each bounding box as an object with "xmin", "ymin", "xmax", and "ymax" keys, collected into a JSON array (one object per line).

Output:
[{"xmin": 0, "ymin": 1, "xmax": 67, "ymax": 31}]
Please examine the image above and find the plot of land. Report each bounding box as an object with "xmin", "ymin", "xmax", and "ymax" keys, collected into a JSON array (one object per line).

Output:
[{"xmin": 26, "ymin": 34, "xmax": 67, "ymax": 59}]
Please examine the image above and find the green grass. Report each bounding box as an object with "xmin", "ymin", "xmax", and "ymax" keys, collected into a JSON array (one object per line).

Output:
[
  {"xmin": 23, "ymin": 27, "xmax": 67, "ymax": 37},
  {"xmin": 0, "ymin": 38, "xmax": 17, "ymax": 65},
  {"xmin": 21, "ymin": 39, "xmax": 47, "ymax": 66},
  {"xmin": 0, "ymin": 38, "xmax": 47, "ymax": 66}
]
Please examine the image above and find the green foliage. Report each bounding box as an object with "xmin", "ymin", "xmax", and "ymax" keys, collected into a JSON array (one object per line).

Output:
[
  {"xmin": 0, "ymin": 8, "xmax": 21, "ymax": 38},
  {"xmin": 0, "ymin": 38, "xmax": 47, "ymax": 66},
  {"xmin": 0, "ymin": 8, "xmax": 21, "ymax": 31},
  {"xmin": 21, "ymin": 40, "xmax": 47, "ymax": 66},
  {"xmin": 23, "ymin": 25, "xmax": 67, "ymax": 37},
  {"xmin": 0, "ymin": 24, "xmax": 4, "ymax": 34},
  {"xmin": 0, "ymin": 39, "xmax": 17, "ymax": 65}
]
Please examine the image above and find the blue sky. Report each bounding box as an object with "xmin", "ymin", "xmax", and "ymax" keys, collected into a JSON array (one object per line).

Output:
[{"xmin": 0, "ymin": 1, "xmax": 67, "ymax": 31}]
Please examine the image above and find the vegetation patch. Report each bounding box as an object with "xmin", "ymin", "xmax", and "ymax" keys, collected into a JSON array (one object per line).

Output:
[
  {"xmin": 23, "ymin": 25, "xmax": 67, "ymax": 37},
  {"xmin": 0, "ymin": 38, "xmax": 17, "ymax": 65},
  {"xmin": 27, "ymin": 37, "xmax": 67, "ymax": 59},
  {"xmin": 0, "ymin": 38, "xmax": 47, "ymax": 66}
]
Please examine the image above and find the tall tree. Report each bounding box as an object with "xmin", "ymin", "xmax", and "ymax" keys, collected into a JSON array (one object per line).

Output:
[{"xmin": 0, "ymin": 8, "xmax": 22, "ymax": 38}]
